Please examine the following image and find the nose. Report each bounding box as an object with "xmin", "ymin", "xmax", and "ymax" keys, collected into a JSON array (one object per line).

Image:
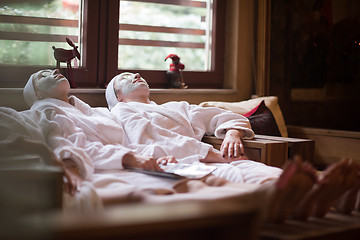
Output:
[
  {"xmin": 52, "ymin": 69, "xmax": 60, "ymax": 75},
  {"xmin": 134, "ymin": 73, "xmax": 141, "ymax": 79}
]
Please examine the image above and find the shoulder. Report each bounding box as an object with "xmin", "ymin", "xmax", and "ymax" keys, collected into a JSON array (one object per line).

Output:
[
  {"xmin": 111, "ymin": 102, "xmax": 136, "ymax": 114},
  {"xmin": 162, "ymin": 101, "xmax": 189, "ymax": 108}
]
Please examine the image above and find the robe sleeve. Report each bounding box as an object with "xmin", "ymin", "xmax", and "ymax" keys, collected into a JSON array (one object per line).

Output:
[
  {"xmin": 41, "ymin": 108, "xmax": 134, "ymax": 179},
  {"xmin": 186, "ymin": 102, "xmax": 255, "ymax": 139}
]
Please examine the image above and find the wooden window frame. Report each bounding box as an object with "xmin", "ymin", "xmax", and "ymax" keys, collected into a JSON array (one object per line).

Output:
[
  {"xmin": 102, "ymin": 0, "xmax": 226, "ymax": 89},
  {"xmin": 0, "ymin": 0, "xmax": 225, "ymax": 89},
  {"xmin": 0, "ymin": 0, "xmax": 99, "ymax": 88}
]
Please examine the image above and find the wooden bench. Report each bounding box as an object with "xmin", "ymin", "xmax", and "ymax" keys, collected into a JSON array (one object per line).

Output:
[
  {"xmin": 260, "ymin": 211, "xmax": 360, "ymax": 240},
  {"xmin": 202, "ymin": 135, "xmax": 315, "ymax": 168},
  {"xmin": 47, "ymin": 200, "xmax": 259, "ymax": 240},
  {"xmin": 255, "ymin": 135, "xmax": 315, "ymax": 163}
]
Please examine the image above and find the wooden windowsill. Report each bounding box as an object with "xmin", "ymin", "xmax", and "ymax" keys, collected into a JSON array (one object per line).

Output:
[{"xmin": 0, "ymin": 88, "xmax": 238, "ymax": 95}]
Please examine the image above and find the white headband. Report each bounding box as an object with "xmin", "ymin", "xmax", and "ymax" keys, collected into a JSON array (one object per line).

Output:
[
  {"xmin": 23, "ymin": 73, "xmax": 38, "ymax": 107},
  {"xmin": 105, "ymin": 76, "xmax": 118, "ymax": 110}
]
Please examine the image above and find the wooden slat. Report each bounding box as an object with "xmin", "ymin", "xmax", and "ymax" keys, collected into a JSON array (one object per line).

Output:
[
  {"xmin": 120, "ymin": 23, "xmax": 205, "ymax": 35},
  {"xmin": 119, "ymin": 38, "xmax": 204, "ymax": 48},
  {"xmin": 0, "ymin": 14, "xmax": 78, "ymax": 27},
  {"xmin": 0, "ymin": 31, "xmax": 78, "ymax": 43},
  {"xmin": 123, "ymin": 0, "xmax": 207, "ymax": 8}
]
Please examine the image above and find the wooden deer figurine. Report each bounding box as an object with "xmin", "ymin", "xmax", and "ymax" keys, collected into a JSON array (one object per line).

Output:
[{"xmin": 52, "ymin": 38, "xmax": 80, "ymax": 88}]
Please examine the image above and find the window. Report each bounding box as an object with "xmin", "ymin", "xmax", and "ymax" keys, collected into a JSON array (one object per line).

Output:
[
  {"xmin": 0, "ymin": 0, "xmax": 81, "ymax": 66},
  {"xmin": 0, "ymin": 0, "xmax": 99, "ymax": 88},
  {"xmin": 0, "ymin": 0, "xmax": 225, "ymax": 89},
  {"xmin": 118, "ymin": 0, "xmax": 211, "ymax": 71},
  {"xmin": 111, "ymin": 0, "xmax": 226, "ymax": 88}
]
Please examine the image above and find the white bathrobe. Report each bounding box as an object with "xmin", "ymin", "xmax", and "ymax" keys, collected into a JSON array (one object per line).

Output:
[
  {"xmin": 111, "ymin": 101, "xmax": 253, "ymax": 161},
  {"xmin": 30, "ymin": 96, "xmax": 134, "ymax": 175},
  {"xmin": 30, "ymin": 97, "xmax": 184, "ymax": 193},
  {"xmin": 111, "ymin": 101, "xmax": 282, "ymax": 184}
]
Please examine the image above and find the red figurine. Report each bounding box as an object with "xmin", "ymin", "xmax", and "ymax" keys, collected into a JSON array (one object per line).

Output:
[
  {"xmin": 165, "ymin": 54, "xmax": 187, "ymax": 89},
  {"xmin": 52, "ymin": 37, "xmax": 80, "ymax": 88}
]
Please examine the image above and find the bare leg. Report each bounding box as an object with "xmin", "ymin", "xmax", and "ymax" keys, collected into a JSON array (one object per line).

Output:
[
  {"xmin": 203, "ymin": 175, "xmax": 232, "ymax": 186},
  {"xmin": 266, "ymin": 157, "xmax": 317, "ymax": 223},
  {"xmin": 99, "ymin": 191, "xmax": 144, "ymax": 206},
  {"xmin": 173, "ymin": 178, "xmax": 210, "ymax": 193},
  {"xmin": 176, "ymin": 158, "xmax": 318, "ymax": 223}
]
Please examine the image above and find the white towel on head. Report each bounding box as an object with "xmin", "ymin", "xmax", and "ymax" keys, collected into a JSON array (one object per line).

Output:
[
  {"xmin": 23, "ymin": 73, "xmax": 37, "ymax": 107},
  {"xmin": 105, "ymin": 78, "xmax": 118, "ymax": 110}
]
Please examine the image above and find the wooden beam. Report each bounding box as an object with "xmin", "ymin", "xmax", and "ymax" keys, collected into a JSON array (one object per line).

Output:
[{"xmin": 119, "ymin": 38, "xmax": 204, "ymax": 48}]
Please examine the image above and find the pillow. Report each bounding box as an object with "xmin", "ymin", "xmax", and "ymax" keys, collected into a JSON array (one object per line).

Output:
[
  {"xmin": 199, "ymin": 96, "xmax": 288, "ymax": 137},
  {"xmin": 244, "ymin": 100, "xmax": 281, "ymax": 136}
]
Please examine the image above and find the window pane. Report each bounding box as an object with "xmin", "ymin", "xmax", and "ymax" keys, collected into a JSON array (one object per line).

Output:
[
  {"xmin": 0, "ymin": 0, "xmax": 81, "ymax": 66},
  {"xmin": 118, "ymin": 0, "xmax": 212, "ymax": 71}
]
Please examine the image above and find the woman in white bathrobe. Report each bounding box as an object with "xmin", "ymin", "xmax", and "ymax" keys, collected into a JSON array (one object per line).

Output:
[{"xmin": 105, "ymin": 72, "xmax": 283, "ymax": 184}]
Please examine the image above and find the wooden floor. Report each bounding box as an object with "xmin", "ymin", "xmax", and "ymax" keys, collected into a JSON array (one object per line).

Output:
[{"xmin": 260, "ymin": 211, "xmax": 360, "ymax": 240}]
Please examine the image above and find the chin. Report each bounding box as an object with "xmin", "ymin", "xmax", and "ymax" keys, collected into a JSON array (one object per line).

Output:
[{"xmin": 57, "ymin": 80, "xmax": 71, "ymax": 92}]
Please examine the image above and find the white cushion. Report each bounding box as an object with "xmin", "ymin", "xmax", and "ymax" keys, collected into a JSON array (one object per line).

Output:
[{"xmin": 199, "ymin": 96, "xmax": 288, "ymax": 137}]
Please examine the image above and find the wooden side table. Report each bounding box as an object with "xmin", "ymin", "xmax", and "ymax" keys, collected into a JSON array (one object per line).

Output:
[{"xmin": 202, "ymin": 135, "xmax": 288, "ymax": 168}]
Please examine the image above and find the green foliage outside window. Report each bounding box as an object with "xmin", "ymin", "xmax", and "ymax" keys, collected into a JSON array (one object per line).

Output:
[
  {"xmin": 0, "ymin": 0, "xmax": 210, "ymax": 71},
  {"xmin": 0, "ymin": 0, "xmax": 79, "ymax": 66}
]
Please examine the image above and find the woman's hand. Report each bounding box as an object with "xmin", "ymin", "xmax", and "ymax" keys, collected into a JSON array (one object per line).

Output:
[
  {"xmin": 62, "ymin": 158, "xmax": 82, "ymax": 196},
  {"xmin": 156, "ymin": 156, "xmax": 177, "ymax": 165},
  {"xmin": 123, "ymin": 153, "xmax": 164, "ymax": 171},
  {"xmin": 220, "ymin": 129, "xmax": 247, "ymax": 160}
]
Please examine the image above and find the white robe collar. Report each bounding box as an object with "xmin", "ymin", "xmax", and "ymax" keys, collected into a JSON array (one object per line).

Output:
[{"xmin": 126, "ymin": 101, "xmax": 193, "ymax": 130}]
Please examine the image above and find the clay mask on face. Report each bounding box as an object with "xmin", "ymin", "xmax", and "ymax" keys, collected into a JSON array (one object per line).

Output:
[
  {"xmin": 34, "ymin": 69, "xmax": 68, "ymax": 92},
  {"xmin": 116, "ymin": 73, "xmax": 149, "ymax": 95}
]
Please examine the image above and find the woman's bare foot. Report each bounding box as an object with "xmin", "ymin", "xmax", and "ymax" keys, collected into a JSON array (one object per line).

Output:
[
  {"xmin": 311, "ymin": 159, "xmax": 358, "ymax": 217},
  {"xmin": 267, "ymin": 157, "xmax": 317, "ymax": 223},
  {"xmin": 334, "ymin": 160, "xmax": 360, "ymax": 214},
  {"xmin": 355, "ymin": 188, "xmax": 360, "ymax": 211}
]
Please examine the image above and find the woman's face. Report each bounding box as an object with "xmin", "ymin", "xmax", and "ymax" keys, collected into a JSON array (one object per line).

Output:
[
  {"xmin": 34, "ymin": 69, "xmax": 69, "ymax": 92},
  {"xmin": 33, "ymin": 69, "xmax": 70, "ymax": 100},
  {"xmin": 115, "ymin": 72, "xmax": 149, "ymax": 96}
]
